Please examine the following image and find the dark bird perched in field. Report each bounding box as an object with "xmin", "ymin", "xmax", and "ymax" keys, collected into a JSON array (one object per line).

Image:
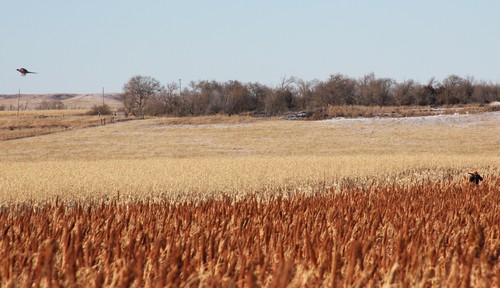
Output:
[
  {"xmin": 468, "ymin": 170, "xmax": 483, "ymax": 185},
  {"xmin": 17, "ymin": 68, "xmax": 37, "ymax": 76}
]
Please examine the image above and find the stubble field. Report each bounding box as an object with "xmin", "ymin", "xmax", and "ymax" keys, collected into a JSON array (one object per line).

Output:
[{"xmin": 0, "ymin": 111, "xmax": 499, "ymax": 286}]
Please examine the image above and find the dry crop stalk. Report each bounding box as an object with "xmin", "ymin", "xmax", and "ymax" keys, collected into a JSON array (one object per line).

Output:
[{"xmin": 0, "ymin": 176, "xmax": 498, "ymax": 287}]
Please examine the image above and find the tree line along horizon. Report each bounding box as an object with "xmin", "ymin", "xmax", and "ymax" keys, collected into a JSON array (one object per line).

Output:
[
  {"xmin": 120, "ymin": 73, "xmax": 500, "ymax": 118},
  {"xmin": 5, "ymin": 73, "xmax": 497, "ymax": 116}
]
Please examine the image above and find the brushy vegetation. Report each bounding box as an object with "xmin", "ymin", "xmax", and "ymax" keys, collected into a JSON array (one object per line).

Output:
[
  {"xmin": 121, "ymin": 74, "xmax": 500, "ymax": 118},
  {"xmin": 0, "ymin": 177, "xmax": 498, "ymax": 287},
  {"xmin": 323, "ymin": 104, "xmax": 498, "ymax": 119},
  {"xmin": 87, "ymin": 104, "xmax": 113, "ymax": 116}
]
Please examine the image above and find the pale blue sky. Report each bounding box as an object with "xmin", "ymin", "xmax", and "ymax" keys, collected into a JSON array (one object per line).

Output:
[{"xmin": 2, "ymin": 1, "xmax": 499, "ymax": 94}]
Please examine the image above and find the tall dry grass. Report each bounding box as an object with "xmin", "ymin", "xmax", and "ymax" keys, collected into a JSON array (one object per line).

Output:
[
  {"xmin": 324, "ymin": 104, "xmax": 494, "ymax": 119},
  {"xmin": 0, "ymin": 110, "xmax": 497, "ymax": 287},
  {"xmin": 0, "ymin": 177, "xmax": 498, "ymax": 287},
  {"xmin": 0, "ymin": 156, "xmax": 498, "ymax": 204},
  {"xmin": 1, "ymin": 112, "xmax": 498, "ymax": 203},
  {"xmin": 0, "ymin": 111, "xmax": 131, "ymax": 141}
]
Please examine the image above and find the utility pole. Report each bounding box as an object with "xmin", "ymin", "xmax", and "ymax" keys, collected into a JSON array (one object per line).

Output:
[
  {"xmin": 179, "ymin": 79, "xmax": 182, "ymax": 96},
  {"xmin": 102, "ymin": 87, "xmax": 105, "ymax": 105},
  {"xmin": 17, "ymin": 89, "xmax": 20, "ymax": 117}
]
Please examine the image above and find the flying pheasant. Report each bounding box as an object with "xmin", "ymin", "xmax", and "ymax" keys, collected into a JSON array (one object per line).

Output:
[
  {"xmin": 17, "ymin": 68, "xmax": 37, "ymax": 76},
  {"xmin": 468, "ymin": 170, "xmax": 483, "ymax": 185}
]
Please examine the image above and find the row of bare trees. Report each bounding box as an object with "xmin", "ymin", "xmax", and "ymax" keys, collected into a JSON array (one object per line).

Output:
[{"xmin": 122, "ymin": 74, "xmax": 500, "ymax": 117}]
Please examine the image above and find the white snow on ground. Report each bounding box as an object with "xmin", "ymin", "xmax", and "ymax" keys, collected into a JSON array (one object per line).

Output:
[{"xmin": 319, "ymin": 111, "xmax": 500, "ymax": 126}]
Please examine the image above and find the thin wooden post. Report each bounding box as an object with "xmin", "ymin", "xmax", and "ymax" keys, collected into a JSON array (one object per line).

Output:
[{"xmin": 17, "ymin": 90, "xmax": 20, "ymax": 117}]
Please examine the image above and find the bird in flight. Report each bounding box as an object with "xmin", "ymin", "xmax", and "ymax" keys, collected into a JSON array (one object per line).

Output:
[
  {"xmin": 17, "ymin": 68, "xmax": 37, "ymax": 76},
  {"xmin": 468, "ymin": 170, "xmax": 483, "ymax": 185}
]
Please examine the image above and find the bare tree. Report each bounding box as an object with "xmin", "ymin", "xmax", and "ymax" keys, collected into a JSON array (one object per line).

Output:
[
  {"xmin": 472, "ymin": 81, "xmax": 500, "ymax": 104},
  {"xmin": 416, "ymin": 78, "xmax": 438, "ymax": 106},
  {"xmin": 357, "ymin": 73, "xmax": 393, "ymax": 106},
  {"xmin": 441, "ymin": 75, "xmax": 475, "ymax": 104},
  {"xmin": 225, "ymin": 80, "xmax": 255, "ymax": 115},
  {"xmin": 393, "ymin": 79, "xmax": 418, "ymax": 106},
  {"xmin": 315, "ymin": 74, "xmax": 357, "ymax": 106},
  {"xmin": 263, "ymin": 88, "xmax": 293, "ymax": 115},
  {"xmin": 122, "ymin": 75, "xmax": 163, "ymax": 118},
  {"xmin": 267, "ymin": 76, "xmax": 297, "ymax": 113},
  {"xmin": 245, "ymin": 82, "xmax": 270, "ymax": 113},
  {"xmin": 295, "ymin": 79, "xmax": 319, "ymax": 110},
  {"xmin": 196, "ymin": 80, "xmax": 224, "ymax": 115},
  {"xmin": 154, "ymin": 81, "xmax": 180, "ymax": 115},
  {"xmin": 36, "ymin": 100, "xmax": 66, "ymax": 110},
  {"xmin": 279, "ymin": 75, "xmax": 296, "ymax": 90},
  {"xmin": 442, "ymin": 75, "xmax": 464, "ymax": 105}
]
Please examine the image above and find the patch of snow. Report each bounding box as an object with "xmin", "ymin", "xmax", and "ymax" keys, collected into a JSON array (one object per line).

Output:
[{"xmin": 319, "ymin": 111, "xmax": 500, "ymax": 126}]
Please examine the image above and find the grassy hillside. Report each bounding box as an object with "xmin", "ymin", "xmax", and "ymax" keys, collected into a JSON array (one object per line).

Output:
[
  {"xmin": 0, "ymin": 93, "xmax": 122, "ymax": 110},
  {"xmin": 0, "ymin": 112, "xmax": 498, "ymax": 203}
]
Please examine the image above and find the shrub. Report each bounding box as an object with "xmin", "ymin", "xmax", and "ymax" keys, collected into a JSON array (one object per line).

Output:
[{"xmin": 87, "ymin": 104, "xmax": 112, "ymax": 115}]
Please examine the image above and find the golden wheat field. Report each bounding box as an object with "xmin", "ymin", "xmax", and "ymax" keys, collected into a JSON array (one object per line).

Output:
[
  {"xmin": 0, "ymin": 111, "xmax": 499, "ymax": 287},
  {"xmin": 1, "ymin": 111, "xmax": 499, "ymax": 203}
]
